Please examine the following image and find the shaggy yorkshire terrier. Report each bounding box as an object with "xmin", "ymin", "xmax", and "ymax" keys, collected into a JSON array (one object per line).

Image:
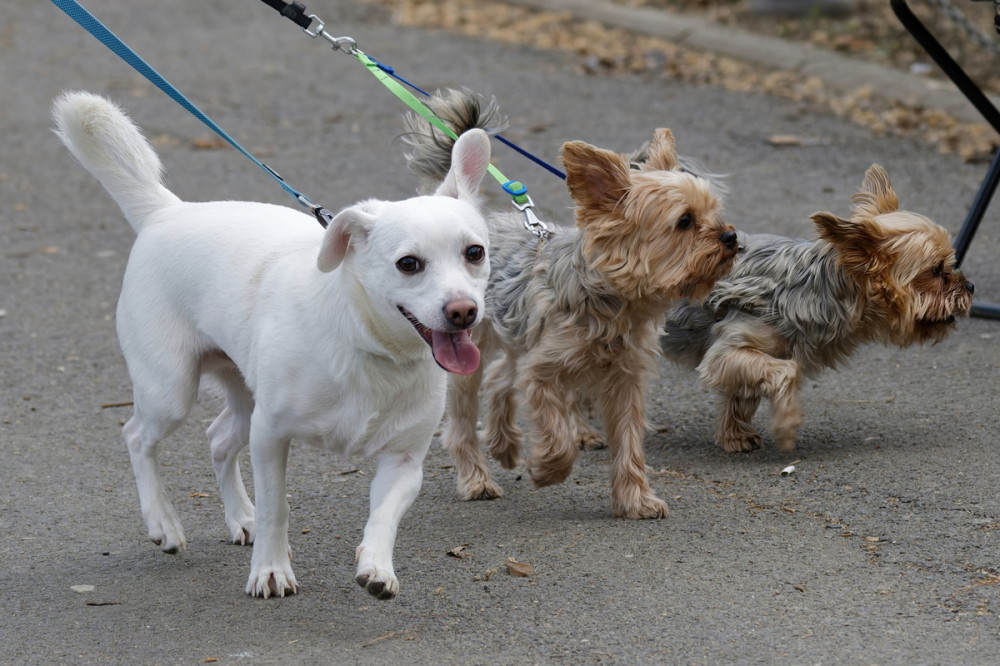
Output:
[
  {"xmin": 403, "ymin": 89, "xmax": 737, "ymax": 518},
  {"xmin": 662, "ymin": 165, "xmax": 974, "ymax": 453}
]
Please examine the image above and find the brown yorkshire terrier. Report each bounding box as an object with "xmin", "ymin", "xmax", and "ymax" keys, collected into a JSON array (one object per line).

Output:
[
  {"xmin": 662, "ymin": 165, "xmax": 974, "ymax": 453},
  {"xmin": 402, "ymin": 89, "xmax": 738, "ymax": 518}
]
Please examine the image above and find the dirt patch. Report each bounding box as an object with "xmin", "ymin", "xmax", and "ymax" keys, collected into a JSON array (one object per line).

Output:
[
  {"xmin": 373, "ymin": 0, "xmax": 999, "ymax": 161},
  {"xmin": 622, "ymin": 0, "xmax": 1000, "ymax": 95}
]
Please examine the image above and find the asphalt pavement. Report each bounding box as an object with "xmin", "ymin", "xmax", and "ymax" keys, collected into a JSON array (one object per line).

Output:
[{"xmin": 3, "ymin": 0, "xmax": 999, "ymax": 663}]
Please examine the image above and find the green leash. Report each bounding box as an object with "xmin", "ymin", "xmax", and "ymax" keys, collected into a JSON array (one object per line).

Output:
[
  {"xmin": 301, "ymin": 18, "xmax": 550, "ymax": 238},
  {"xmin": 355, "ymin": 50, "xmax": 511, "ymax": 192}
]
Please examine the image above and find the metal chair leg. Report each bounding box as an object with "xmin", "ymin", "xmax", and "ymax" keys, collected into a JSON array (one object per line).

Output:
[{"xmin": 891, "ymin": 0, "xmax": 1000, "ymax": 319}]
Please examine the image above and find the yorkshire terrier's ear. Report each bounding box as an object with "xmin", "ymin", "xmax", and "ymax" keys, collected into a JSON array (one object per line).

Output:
[
  {"xmin": 642, "ymin": 128, "xmax": 680, "ymax": 172},
  {"xmin": 851, "ymin": 164, "xmax": 899, "ymax": 219},
  {"xmin": 563, "ymin": 140, "xmax": 632, "ymax": 215},
  {"xmin": 811, "ymin": 211, "xmax": 891, "ymax": 275}
]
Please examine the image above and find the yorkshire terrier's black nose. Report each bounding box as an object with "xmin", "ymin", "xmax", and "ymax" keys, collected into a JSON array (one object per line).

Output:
[
  {"xmin": 720, "ymin": 230, "xmax": 738, "ymax": 249},
  {"xmin": 966, "ymin": 281, "xmax": 975, "ymax": 294}
]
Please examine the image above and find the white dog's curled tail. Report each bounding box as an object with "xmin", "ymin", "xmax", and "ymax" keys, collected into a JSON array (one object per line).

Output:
[{"xmin": 53, "ymin": 91, "xmax": 180, "ymax": 231}]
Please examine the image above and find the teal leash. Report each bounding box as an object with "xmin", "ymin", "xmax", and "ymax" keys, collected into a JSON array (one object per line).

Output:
[
  {"xmin": 51, "ymin": 0, "xmax": 339, "ymax": 227},
  {"xmin": 51, "ymin": 0, "xmax": 551, "ymax": 236}
]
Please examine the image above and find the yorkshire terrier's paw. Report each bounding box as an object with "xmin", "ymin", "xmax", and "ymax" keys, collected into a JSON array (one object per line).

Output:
[
  {"xmin": 491, "ymin": 447, "xmax": 521, "ymax": 470},
  {"xmin": 719, "ymin": 431, "xmax": 763, "ymax": 453},
  {"xmin": 614, "ymin": 493, "xmax": 669, "ymax": 520},
  {"xmin": 776, "ymin": 437, "xmax": 798, "ymax": 454},
  {"xmin": 528, "ymin": 460, "xmax": 573, "ymax": 488},
  {"xmin": 486, "ymin": 430, "xmax": 523, "ymax": 470},
  {"xmin": 772, "ymin": 414, "xmax": 803, "ymax": 454},
  {"xmin": 459, "ymin": 478, "xmax": 505, "ymax": 501},
  {"xmin": 577, "ymin": 428, "xmax": 606, "ymax": 451}
]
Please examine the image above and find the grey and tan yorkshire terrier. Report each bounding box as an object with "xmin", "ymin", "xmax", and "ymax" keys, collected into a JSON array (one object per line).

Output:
[
  {"xmin": 402, "ymin": 89, "xmax": 738, "ymax": 518},
  {"xmin": 662, "ymin": 165, "xmax": 974, "ymax": 454}
]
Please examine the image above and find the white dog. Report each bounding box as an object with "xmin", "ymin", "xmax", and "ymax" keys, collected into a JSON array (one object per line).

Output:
[{"xmin": 53, "ymin": 92, "xmax": 492, "ymax": 600}]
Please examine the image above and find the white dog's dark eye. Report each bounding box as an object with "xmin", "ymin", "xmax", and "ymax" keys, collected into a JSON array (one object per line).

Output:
[
  {"xmin": 396, "ymin": 256, "xmax": 424, "ymax": 274},
  {"xmin": 677, "ymin": 213, "xmax": 694, "ymax": 230},
  {"xmin": 465, "ymin": 245, "xmax": 486, "ymax": 264},
  {"xmin": 932, "ymin": 261, "xmax": 945, "ymax": 278}
]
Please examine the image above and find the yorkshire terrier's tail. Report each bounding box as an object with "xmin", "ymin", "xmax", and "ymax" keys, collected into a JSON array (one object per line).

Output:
[
  {"xmin": 660, "ymin": 303, "xmax": 717, "ymax": 368},
  {"xmin": 401, "ymin": 88, "xmax": 508, "ymax": 190}
]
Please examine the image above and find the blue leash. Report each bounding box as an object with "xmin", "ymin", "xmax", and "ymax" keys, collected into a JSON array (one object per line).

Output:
[
  {"xmin": 258, "ymin": 0, "xmax": 562, "ymax": 237},
  {"xmin": 369, "ymin": 60, "xmax": 567, "ymax": 181},
  {"xmin": 258, "ymin": 0, "xmax": 566, "ymax": 181},
  {"xmin": 52, "ymin": 0, "xmax": 567, "ymax": 231},
  {"xmin": 51, "ymin": 0, "xmax": 335, "ymax": 226}
]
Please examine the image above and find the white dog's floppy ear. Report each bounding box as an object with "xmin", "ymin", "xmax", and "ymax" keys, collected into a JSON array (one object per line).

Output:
[
  {"xmin": 317, "ymin": 206, "xmax": 375, "ymax": 273},
  {"xmin": 433, "ymin": 128, "xmax": 491, "ymax": 200}
]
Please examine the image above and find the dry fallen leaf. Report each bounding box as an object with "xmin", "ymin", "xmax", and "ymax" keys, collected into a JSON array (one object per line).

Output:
[
  {"xmin": 506, "ymin": 558, "xmax": 534, "ymax": 577},
  {"xmin": 447, "ymin": 544, "xmax": 472, "ymax": 558},
  {"xmin": 382, "ymin": 0, "xmax": 998, "ymax": 159},
  {"xmin": 190, "ymin": 137, "xmax": 228, "ymax": 150},
  {"xmin": 766, "ymin": 134, "xmax": 828, "ymax": 147}
]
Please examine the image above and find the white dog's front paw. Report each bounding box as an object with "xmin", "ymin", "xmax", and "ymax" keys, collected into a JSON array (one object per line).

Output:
[
  {"xmin": 245, "ymin": 561, "xmax": 297, "ymax": 598},
  {"xmin": 355, "ymin": 566, "xmax": 399, "ymax": 600},
  {"xmin": 145, "ymin": 505, "xmax": 186, "ymax": 554},
  {"xmin": 355, "ymin": 546, "xmax": 399, "ymax": 600},
  {"xmin": 226, "ymin": 508, "xmax": 255, "ymax": 546}
]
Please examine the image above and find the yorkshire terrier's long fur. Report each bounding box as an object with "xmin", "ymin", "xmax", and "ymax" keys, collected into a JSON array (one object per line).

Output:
[
  {"xmin": 402, "ymin": 89, "xmax": 738, "ymax": 518},
  {"xmin": 662, "ymin": 165, "xmax": 974, "ymax": 453}
]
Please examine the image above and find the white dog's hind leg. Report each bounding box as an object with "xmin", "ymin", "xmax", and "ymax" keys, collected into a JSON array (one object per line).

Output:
[
  {"xmin": 117, "ymin": 273, "xmax": 203, "ymax": 553},
  {"xmin": 245, "ymin": 415, "xmax": 296, "ymax": 598},
  {"xmin": 355, "ymin": 449, "xmax": 425, "ymax": 600},
  {"xmin": 122, "ymin": 404, "xmax": 191, "ymax": 554},
  {"xmin": 207, "ymin": 369, "xmax": 255, "ymax": 545}
]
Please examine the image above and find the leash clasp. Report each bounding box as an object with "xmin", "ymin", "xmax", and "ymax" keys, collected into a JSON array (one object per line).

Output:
[
  {"xmin": 514, "ymin": 195, "xmax": 550, "ymax": 239},
  {"xmin": 302, "ymin": 14, "xmax": 358, "ymax": 54},
  {"xmin": 503, "ymin": 180, "xmax": 549, "ymax": 239}
]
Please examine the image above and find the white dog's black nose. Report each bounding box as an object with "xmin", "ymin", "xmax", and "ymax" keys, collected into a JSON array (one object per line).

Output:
[{"xmin": 446, "ymin": 299, "xmax": 478, "ymax": 329}]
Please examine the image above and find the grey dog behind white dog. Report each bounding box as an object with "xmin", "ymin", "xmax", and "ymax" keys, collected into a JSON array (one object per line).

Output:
[{"xmin": 53, "ymin": 92, "xmax": 492, "ymax": 600}]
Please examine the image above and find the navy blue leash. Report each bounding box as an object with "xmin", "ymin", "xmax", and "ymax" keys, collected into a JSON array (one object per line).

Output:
[
  {"xmin": 258, "ymin": 0, "xmax": 567, "ymax": 182},
  {"xmin": 52, "ymin": 0, "xmax": 566, "ymax": 232},
  {"xmin": 372, "ymin": 61, "xmax": 567, "ymax": 182},
  {"xmin": 50, "ymin": 0, "xmax": 337, "ymax": 227}
]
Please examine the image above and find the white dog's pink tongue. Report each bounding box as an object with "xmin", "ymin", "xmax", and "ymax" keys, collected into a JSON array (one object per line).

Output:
[{"xmin": 431, "ymin": 330, "xmax": 480, "ymax": 375}]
